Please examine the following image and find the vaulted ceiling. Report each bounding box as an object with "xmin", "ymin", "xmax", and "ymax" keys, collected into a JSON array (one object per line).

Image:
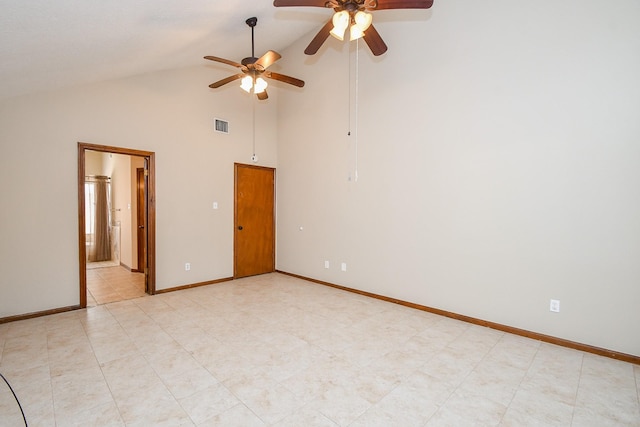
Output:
[{"xmin": 0, "ymin": 0, "xmax": 327, "ymax": 100}]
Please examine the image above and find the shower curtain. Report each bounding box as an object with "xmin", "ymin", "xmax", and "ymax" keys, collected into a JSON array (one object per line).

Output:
[{"xmin": 86, "ymin": 176, "xmax": 111, "ymax": 262}]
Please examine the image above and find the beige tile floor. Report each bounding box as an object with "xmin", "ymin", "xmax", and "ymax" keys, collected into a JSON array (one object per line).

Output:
[
  {"xmin": 0, "ymin": 272, "xmax": 638, "ymax": 426},
  {"xmin": 87, "ymin": 266, "xmax": 147, "ymax": 307}
]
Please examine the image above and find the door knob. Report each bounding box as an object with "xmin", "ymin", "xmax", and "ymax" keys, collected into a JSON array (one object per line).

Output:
[
  {"xmin": 138, "ymin": 225, "xmax": 144, "ymax": 229},
  {"xmin": 238, "ymin": 226, "xmax": 243, "ymax": 230}
]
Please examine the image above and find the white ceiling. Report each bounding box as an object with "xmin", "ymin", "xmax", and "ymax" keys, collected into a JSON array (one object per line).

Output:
[{"xmin": 0, "ymin": 0, "xmax": 328, "ymax": 100}]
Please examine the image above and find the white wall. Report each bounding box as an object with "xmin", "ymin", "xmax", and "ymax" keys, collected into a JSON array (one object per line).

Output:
[
  {"xmin": 276, "ymin": 0, "xmax": 640, "ymax": 356},
  {"xmin": 85, "ymin": 150, "xmax": 104, "ymax": 175},
  {"xmin": 110, "ymin": 153, "xmax": 132, "ymax": 269},
  {"xmin": 0, "ymin": 65, "xmax": 278, "ymax": 316}
]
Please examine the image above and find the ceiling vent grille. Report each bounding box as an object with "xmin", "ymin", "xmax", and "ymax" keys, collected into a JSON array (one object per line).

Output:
[{"xmin": 214, "ymin": 118, "xmax": 229, "ymax": 134}]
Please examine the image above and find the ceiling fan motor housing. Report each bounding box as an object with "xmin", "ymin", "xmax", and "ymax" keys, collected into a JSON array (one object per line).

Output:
[{"xmin": 241, "ymin": 57, "xmax": 259, "ymax": 66}]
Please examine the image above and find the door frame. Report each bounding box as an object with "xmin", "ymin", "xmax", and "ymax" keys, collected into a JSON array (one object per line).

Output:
[{"xmin": 77, "ymin": 142, "xmax": 156, "ymax": 307}]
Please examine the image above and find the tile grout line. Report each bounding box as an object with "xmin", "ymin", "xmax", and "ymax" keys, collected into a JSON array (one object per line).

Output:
[
  {"xmin": 569, "ymin": 350, "xmax": 586, "ymax": 426},
  {"xmin": 454, "ymin": 329, "xmax": 504, "ymax": 422},
  {"xmin": 635, "ymin": 366, "xmax": 640, "ymax": 412},
  {"xmin": 497, "ymin": 336, "xmax": 543, "ymax": 425},
  {"xmin": 45, "ymin": 319, "xmax": 58, "ymax": 427},
  {"xmin": 80, "ymin": 306, "xmax": 127, "ymax": 425}
]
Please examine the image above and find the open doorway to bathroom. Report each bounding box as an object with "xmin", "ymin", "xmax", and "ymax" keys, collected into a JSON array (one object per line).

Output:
[{"xmin": 77, "ymin": 142, "xmax": 156, "ymax": 307}]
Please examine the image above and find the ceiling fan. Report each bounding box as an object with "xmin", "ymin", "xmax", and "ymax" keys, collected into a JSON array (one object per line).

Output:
[
  {"xmin": 273, "ymin": 0, "xmax": 434, "ymax": 56},
  {"xmin": 204, "ymin": 17, "xmax": 305, "ymax": 100}
]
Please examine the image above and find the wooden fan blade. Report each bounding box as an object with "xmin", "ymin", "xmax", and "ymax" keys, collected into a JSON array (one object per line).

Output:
[
  {"xmin": 257, "ymin": 90, "xmax": 268, "ymax": 100},
  {"xmin": 265, "ymin": 71, "xmax": 305, "ymax": 88},
  {"xmin": 273, "ymin": 0, "xmax": 329, "ymax": 7},
  {"xmin": 362, "ymin": 24, "xmax": 388, "ymax": 56},
  {"xmin": 204, "ymin": 56, "xmax": 243, "ymax": 68},
  {"xmin": 255, "ymin": 50, "xmax": 282, "ymax": 70},
  {"xmin": 372, "ymin": 0, "xmax": 433, "ymax": 10},
  {"xmin": 304, "ymin": 19, "xmax": 333, "ymax": 55},
  {"xmin": 209, "ymin": 73, "xmax": 245, "ymax": 88}
]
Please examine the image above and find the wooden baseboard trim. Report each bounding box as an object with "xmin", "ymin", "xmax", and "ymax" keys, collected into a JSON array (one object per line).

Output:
[
  {"xmin": 119, "ymin": 262, "xmax": 134, "ymax": 272},
  {"xmin": 276, "ymin": 270, "xmax": 640, "ymax": 365},
  {"xmin": 155, "ymin": 277, "xmax": 234, "ymax": 294},
  {"xmin": 0, "ymin": 305, "xmax": 81, "ymax": 324},
  {"xmin": 0, "ymin": 276, "xmax": 232, "ymax": 324}
]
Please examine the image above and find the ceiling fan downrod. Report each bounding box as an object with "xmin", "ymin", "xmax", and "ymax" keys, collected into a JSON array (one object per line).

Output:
[{"xmin": 242, "ymin": 17, "xmax": 258, "ymax": 65}]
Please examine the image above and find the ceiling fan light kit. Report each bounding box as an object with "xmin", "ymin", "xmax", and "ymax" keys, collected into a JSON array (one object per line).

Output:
[
  {"xmin": 351, "ymin": 11, "xmax": 373, "ymax": 39},
  {"xmin": 273, "ymin": 0, "xmax": 434, "ymax": 56},
  {"xmin": 240, "ymin": 75, "xmax": 268, "ymax": 94},
  {"xmin": 330, "ymin": 10, "xmax": 371, "ymax": 41},
  {"xmin": 254, "ymin": 77, "xmax": 268, "ymax": 94},
  {"xmin": 329, "ymin": 10, "xmax": 350, "ymax": 40}
]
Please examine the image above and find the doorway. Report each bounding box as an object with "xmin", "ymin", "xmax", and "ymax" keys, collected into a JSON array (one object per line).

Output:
[
  {"xmin": 234, "ymin": 163, "xmax": 275, "ymax": 278},
  {"xmin": 77, "ymin": 142, "xmax": 156, "ymax": 307}
]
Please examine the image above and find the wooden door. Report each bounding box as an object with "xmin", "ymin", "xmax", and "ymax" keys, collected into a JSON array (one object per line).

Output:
[
  {"xmin": 136, "ymin": 167, "xmax": 147, "ymax": 290},
  {"xmin": 234, "ymin": 163, "xmax": 275, "ymax": 278}
]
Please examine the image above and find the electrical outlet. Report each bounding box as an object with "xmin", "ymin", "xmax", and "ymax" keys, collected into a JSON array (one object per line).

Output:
[
  {"xmin": 341, "ymin": 262, "xmax": 347, "ymax": 272},
  {"xmin": 324, "ymin": 260, "xmax": 330, "ymax": 269},
  {"xmin": 550, "ymin": 299, "xmax": 560, "ymax": 313},
  {"xmin": 185, "ymin": 263, "xmax": 191, "ymax": 271}
]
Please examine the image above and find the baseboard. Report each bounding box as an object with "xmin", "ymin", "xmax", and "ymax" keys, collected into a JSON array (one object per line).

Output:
[
  {"xmin": 154, "ymin": 276, "xmax": 234, "ymax": 294},
  {"xmin": 0, "ymin": 276, "xmax": 233, "ymax": 323},
  {"xmin": 0, "ymin": 305, "xmax": 81, "ymax": 324},
  {"xmin": 276, "ymin": 270, "xmax": 640, "ymax": 365}
]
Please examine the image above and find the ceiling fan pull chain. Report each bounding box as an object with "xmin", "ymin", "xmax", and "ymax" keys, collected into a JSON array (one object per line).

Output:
[
  {"xmin": 252, "ymin": 94, "xmax": 256, "ymax": 159},
  {"xmin": 348, "ymin": 38, "xmax": 351, "ymax": 136},
  {"xmin": 354, "ymin": 37, "xmax": 359, "ymax": 182}
]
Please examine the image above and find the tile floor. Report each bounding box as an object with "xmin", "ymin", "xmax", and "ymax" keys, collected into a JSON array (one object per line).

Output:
[
  {"xmin": 87, "ymin": 260, "xmax": 120, "ymax": 270},
  {"xmin": 86, "ymin": 266, "xmax": 146, "ymax": 307},
  {"xmin": 0, "ymin": 273, "xmax": 638, "ymax": 426}
]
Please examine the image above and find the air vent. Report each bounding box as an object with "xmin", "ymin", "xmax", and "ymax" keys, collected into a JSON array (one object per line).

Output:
[{"xmin": 214, "ymin": 118, "xmax": 229, "ymax": 134}]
